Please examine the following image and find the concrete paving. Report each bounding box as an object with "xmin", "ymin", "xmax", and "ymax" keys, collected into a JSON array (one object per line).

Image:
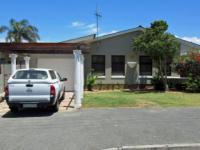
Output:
[{"xmin": 0, "ymin": 108, "xmax": 200, "ymax": 150}]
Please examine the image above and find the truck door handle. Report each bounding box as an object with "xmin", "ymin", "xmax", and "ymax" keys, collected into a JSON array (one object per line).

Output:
[{"xmin": 26, "ymin": 84, "xmax": 33, "ymax": 87}]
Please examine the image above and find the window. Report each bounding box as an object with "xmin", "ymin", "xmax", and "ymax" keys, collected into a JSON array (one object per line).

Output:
[
  {"xmin": 139, "ymin": 56, "xmax": 152, "ymax": 76},
  {"xmin": 49, "ymin": 70, "xmax": 57, "ymax": 79},
  {"xmin": 91, "ymin": 55, "xmax": 105, "ymax": 76},
  {"xmin": 13, "ymin": 70, "xmax": 48, "ymax": 79},
  {"xmin": 112, "ymin": 55, "xmax": 125, "ymax": 75}
]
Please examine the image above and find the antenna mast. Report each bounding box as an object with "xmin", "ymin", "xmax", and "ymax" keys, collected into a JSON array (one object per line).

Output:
[{"xmin": 95, "ymin": 4, "xmax": 102, "ymax": 37}]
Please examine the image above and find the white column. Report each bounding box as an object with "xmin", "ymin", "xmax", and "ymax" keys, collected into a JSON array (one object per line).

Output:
[
  {"xmin": 9, "ymin": 54, "xmax": 18, "ymax": 74},
  {"xmin": 24, "ymin": 56, "xmax": 30, "ymax": 69},
  {"xmin": 73, "ymin": 50, "xmax": 82, "ymax": 108},
  {"xmin": 80, "ymin": 54, "xmax": 84, "ymax": 99}
]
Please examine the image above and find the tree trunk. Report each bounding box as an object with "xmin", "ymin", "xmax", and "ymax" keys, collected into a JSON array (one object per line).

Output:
[{"xmin": 164, "ymin": 56, "xmax": 169, "ymax": 91}]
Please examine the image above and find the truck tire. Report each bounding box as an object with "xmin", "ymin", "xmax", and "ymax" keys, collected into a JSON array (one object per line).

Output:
[
  {"xmin": 10, "ymin": 107, "xmax": 19, "ymax": 113},
  {"xmin": 52, "ymin": 101, "xmax": 59, "ymax": 112},
  {"xmin": 61, "ymin": 91, "xmax": 65, "ymax": 100}
]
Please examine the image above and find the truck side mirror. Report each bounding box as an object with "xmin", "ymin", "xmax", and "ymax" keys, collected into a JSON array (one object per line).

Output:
[{"xmin": 61, "ymin": 78, "xmax": 67, "ymax": 81}]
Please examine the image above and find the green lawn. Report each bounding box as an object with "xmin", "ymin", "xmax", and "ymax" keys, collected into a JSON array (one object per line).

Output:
[{"xmin": 83, "ymin": 91, "xmax": 200, "ymax": 108}]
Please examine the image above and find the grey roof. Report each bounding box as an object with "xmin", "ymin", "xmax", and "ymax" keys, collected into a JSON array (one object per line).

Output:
[
  {"xmin": 62, "ymin": 26, "xmax": 144, "ymax": 43},
  {"xmin": 177, "ymin": 38, "xmax": 200, "ymax": 48},
  {"xmin": 61, "ymin": 34, "xmax": 96, "ymax": 43},
  {"xmin": 62, "ymin": 26, "xmax": 200, "ymax": 50},
  {"xmin": 94, "ymin": 26, "xmax": 144, "ymax": 41}
]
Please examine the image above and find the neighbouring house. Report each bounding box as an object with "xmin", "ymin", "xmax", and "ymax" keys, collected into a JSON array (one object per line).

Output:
[{"xmin": 0, "ymin": 26, "xmax": 200, "ymax": 93}]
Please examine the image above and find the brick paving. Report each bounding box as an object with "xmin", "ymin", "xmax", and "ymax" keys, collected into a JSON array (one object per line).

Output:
[{"xmin": 0, "ymin": 92, "xmax": 75, "ymax": 114}]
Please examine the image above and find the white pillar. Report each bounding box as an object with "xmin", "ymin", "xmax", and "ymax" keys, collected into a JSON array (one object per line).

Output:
[
  {"xmin": 80, "ymin": 54, "xmax": 84, "ymax": 99},
  {"xmin": 73, "ymin": 50, "xmax": 82, "ymax": 108},
  {"xmin": 24, "ymin": 56, "xmax": 30, "ymax": 69},
  {"xmin": 9, "ymin": 54, "xmax": 18, "ymax": 74}
]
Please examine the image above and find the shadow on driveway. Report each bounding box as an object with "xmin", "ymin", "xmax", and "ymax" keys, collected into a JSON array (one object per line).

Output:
[{"xmin": 1, "ymin": 109, "xmax": 54, "ymax": 118}]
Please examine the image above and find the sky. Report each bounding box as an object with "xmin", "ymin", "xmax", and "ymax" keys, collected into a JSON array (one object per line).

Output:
[{"xmin": 0, "ymin": 0, "xmax": 200, "ymax": 44}]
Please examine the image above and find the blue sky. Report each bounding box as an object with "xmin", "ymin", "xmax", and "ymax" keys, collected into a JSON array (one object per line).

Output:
[{"xmin": 0, "ymin": 0, "xmax": 200, "ymax": 44}]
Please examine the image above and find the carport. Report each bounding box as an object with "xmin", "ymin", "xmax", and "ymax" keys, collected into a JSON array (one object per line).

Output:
[{"xmin": 0, "ymin": 43, "xmax": 89, "ymax": 108}]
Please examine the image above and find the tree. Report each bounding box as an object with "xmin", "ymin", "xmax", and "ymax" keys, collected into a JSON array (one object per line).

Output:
[
  {"xmin": 133, "ymin": 20, "xmax": 180, "ymax": 90},
  {"xmin": 0, "ymin": 26, "xmax": 7, "ymax": 33},
  {"xmin": 5, "ymin": 19, "xmax": 40, "ymax": 43}
]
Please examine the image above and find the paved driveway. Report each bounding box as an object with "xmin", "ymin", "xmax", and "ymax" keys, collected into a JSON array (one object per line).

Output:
[
  {"xmin": 0, "ymin": 92, "xmax": 74, "ymax": 113},
  {"xmin": 0, "ymin": 108, "xmax": 200, "ymax": 150}
]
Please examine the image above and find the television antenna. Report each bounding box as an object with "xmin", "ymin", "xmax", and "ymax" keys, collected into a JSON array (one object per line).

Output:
[{"xmin": 95, "ymin": 4, "xmax": 102, "ymax": 37}]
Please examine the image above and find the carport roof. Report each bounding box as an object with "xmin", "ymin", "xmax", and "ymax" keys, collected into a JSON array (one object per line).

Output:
[{"xmin": 0, "ymin": 43, "xmax": 89, "ymax": 54}]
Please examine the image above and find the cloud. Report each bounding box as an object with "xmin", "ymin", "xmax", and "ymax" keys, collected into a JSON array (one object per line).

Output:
[
  {"xmin": 176, "ymin": 35, "xmax": 200, "ymax": 45},
  {"xmin": 71, "ymin": 21, "xmax": 85, "ymax": 27},
  {"xmin": 70, "ymin": 21, "xmax": 118, "ymax": 36},
  {"xmin": 99, "ymin": 30, "xmax": 118, "ymax": 36},
  {"xmin": 181, "ymin": 37, "xmax": 200, "ymax": 45},
  {"xmin": 86, "ymin": 24, "xmax": 97, "ymax": 34},
  {"xmin": 70, "ymin": 21, "xmax": 98, "ymax": 34}
]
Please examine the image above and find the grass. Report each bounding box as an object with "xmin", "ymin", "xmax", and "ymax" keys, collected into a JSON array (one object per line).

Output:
[{"xmin": 83, "ymin": 91, "xmax": 200, "ymax": 108}]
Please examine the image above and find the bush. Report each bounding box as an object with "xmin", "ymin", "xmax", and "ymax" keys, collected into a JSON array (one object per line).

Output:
[
  {"xmin": 86, "ymin": 74, "xmax": 97, "ymax": 91},
  {"xmin": 176, "ymin": 51, "xmax": 200, "ymax": 92},
  {"xmin": 151, "ymin": 77, "xmax": 165, "ymax": 91},
  {"xmin": 185, "ymin": 74, "xmax": 200, "ymax": 92}
]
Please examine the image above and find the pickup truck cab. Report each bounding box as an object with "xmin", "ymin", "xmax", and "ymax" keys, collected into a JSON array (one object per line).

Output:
[{"xmin": 5, "ymin": 68, "xmax": 67, "ymax": 113}]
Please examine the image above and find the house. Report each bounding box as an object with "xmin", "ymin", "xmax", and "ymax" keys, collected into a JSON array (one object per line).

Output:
[
  {"xmin": 63, "ymin": 26, "xmax": 200, "ymax": 89},
  {"xmin": 0, "ymin": 26, "xmax": 200, "ymax": 93}
]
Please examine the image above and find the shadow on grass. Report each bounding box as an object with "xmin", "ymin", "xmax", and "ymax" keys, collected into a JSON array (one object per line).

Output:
[{"xmin": 2, "ymin": 108, "xmax": 54, "ymax": 118}]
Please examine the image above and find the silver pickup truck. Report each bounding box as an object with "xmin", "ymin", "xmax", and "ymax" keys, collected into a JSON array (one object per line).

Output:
[{"xmin": 5, "ymin": 68, "xmax": 67, "ymax": 113}]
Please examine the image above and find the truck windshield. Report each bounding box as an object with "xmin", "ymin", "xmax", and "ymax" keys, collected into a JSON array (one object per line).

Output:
[{"xmin": 13, "ymin": 70, "xmax": 48, "ymax": 79}]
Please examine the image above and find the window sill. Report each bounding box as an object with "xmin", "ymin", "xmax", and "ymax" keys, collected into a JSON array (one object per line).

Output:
[
  {"xmin": 111, "ymin": 75, "xmax": 125, "ymax": 79},
  {"xmin": 139, "ymin": 75, "xmax": 153, "ymax": 79},
  {"xmin": 139, "ymin": 76, "xmax": 186, "ymax": 79},
  {"xmin": 97, "ymin": 76, "xmax": 106, "ymax": 79}
]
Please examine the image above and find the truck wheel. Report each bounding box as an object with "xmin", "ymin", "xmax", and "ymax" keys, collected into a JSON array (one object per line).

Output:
[
  {"xmin": 10, "ymin": 107, "xmax": 19, "ymax": 113},
  {"xmin": 52, "ymin": 101, "xmax": 59, "ymax": 112},
  {"xmin": 61, "ymin": 92, "xmax": 65, "ymax": 100}
]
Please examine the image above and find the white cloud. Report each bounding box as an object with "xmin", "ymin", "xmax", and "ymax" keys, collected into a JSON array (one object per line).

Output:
[
  {"xmin": 70, "ymin": 21, "xmax": 118, "ymax": 36},
  {"xmin": 86, "ymin": 24, "xmax": 97, "ymax": 34},
  {"xmin": 70, "ymin": 21, "xmax": 98, "ymax": 34},
  {"xmin": 176, "ymin": 35, "xmax": 200, "ymax": 45},
  {"xmin": 99, "ymin": 30, "xmax": 118, "ymax": 36},
  {"xmin": 71, "ymin": 21, "xmax": 85, "ymax": 27},
  {"xmin": 181, "ymin": 37, "xmax": 200, "ymax": 45}
]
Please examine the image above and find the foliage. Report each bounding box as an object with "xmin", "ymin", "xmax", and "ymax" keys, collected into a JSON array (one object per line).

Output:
[
  {"xmin": 86, "ymin": 73, "xmax": 97, "ymax": 91},
  {"xmin": 0, "ymin": 26, "xmax": 7, "ymax": 33},
  {"xmin": 3, "ymin": 19, "xmax": 40, "ymax": 43},
  {"xmin": 133, "ymin": 20, "xmax": 180, "ymax": 90},
  {"xmin": 151, "ymin": 76, "xmax": 165, "ymax": 91},
  {"xmin": 176, "ymin": 50, "xmax": 200, "ymax": 92}
]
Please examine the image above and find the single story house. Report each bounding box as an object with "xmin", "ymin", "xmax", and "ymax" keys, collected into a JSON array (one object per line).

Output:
[{"xmin": 0, "ymin": 26, "xmax": 200, "ymax": 92}]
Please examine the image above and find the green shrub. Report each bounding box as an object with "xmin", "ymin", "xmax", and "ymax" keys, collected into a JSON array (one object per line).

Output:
[
  {"xmin": 185, "ymin": 74, "xmax": 200, "ymax": 92},
  {"xmin": 86, "ymin": 74, "xmax": 97, "ymax": 91}
]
